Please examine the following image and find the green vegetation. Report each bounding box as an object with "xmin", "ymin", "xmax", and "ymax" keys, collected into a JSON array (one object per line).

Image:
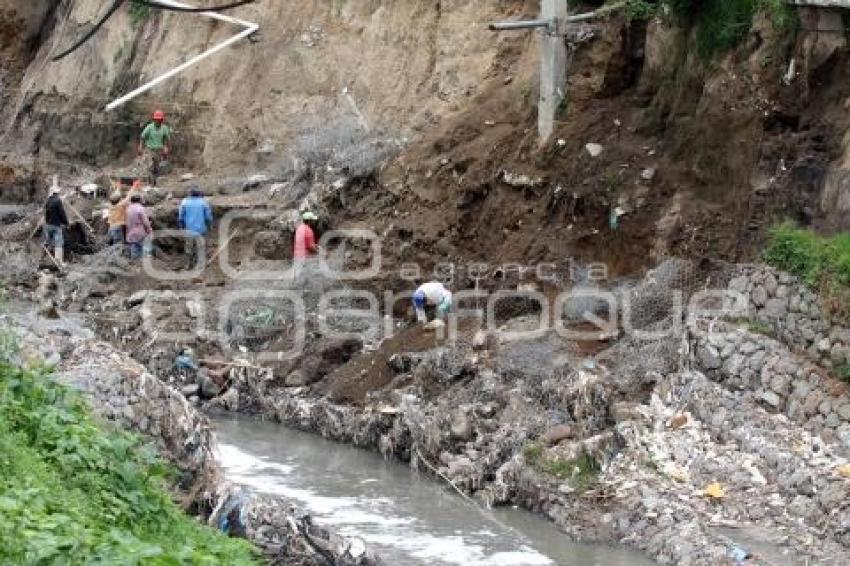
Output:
[
  {"xmin": 763, "ymin": 222, "xmax": 850, "ymax": 321},
  {"xmin": 523, "ymin": 442, "xmax": 544, "ymax": 462},
  {"xmin": 625, "ymin": 0, "xmax": 658, "ymax": 21},
  {"xmin": 730, "ymin": 317, "xmax": 776, "ymax": 338},
  {"xmin": 836, "ymin": 364, "xmax": 850, "ymax": 384},
  {"xmin": 523, "ymin": 442, "xmax": 601, "ymax": 491},
  {"xmin": 625, "ymin": 0, "xmax": 796, "ymax": 57},
  {"xmin": 129, "ymin": 0, "xmax": 152, "ymax": 28},
  {"xmin": 0, "ymin": 287, "xmax": 16, "ymax": 362},
  {"xmin": 0, "ymin": 363, "xmax": 259, "ymax": 564}
]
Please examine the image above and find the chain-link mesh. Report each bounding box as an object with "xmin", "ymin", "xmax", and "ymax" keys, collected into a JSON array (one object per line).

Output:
[{"xmin": 280, "ymin": 115, "xmax": 404, "ymax": 182}]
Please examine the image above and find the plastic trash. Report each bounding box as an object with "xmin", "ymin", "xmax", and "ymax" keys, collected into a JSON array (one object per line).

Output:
[
  {"xmin": 174, "ymin": 351, "xmax": 197, "ymax": 371},
  {"xmin": 217, "ymin": 492, "xmax": 250, "ymax": 536},
  {"xmin": 729, "ymin": 545, "xmax": 749, "ymax": 565},
  {"xmin": 701, "ymin": 481, "xmax": 726, "ymax": 499}
]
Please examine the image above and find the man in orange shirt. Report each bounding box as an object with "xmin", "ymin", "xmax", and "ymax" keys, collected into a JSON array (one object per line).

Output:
[{"xmin": 293, "ymin": 211, "xmax": 319, "ymax": 274}]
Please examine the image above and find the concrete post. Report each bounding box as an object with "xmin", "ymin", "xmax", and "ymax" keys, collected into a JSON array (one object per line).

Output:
[{"xmin": 538, "ymin": 0, "xmax": 568, "ymax": 144}]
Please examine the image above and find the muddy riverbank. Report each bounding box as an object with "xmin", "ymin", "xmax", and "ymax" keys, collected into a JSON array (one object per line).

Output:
[{"xmin": 212, "ymin": 413, "xmax": 653, "ymax": 566}]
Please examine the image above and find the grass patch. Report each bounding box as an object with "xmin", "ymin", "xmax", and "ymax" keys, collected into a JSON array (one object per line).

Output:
[
  {"xmin": 523, "ymin": 442, "xmax": 600, "ymax": 491},
  {"xmin": 129, "ymin": 0, "xmax": 152, "ymax": 28},
  {"xmin": 0, "ymin": 364, "xmax": 259, "ymax": 564},
  {"xmin": 730, "ymin": 317, "xmax": 776, "ymax": 338},
  {"xmin": 523, "ymin": 442, "xmax": 544, "ymax": 463},
  {"xmin": 836, "ymin": 365, "xmax": 850, "ymax": 384},
  {"xmin": 763, "ymin": 222, "xmax": 850, "ymax": 322}
]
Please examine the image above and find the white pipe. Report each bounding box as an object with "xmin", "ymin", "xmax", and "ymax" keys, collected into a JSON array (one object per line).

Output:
[
  {"xmin": 151, "ymin": 0, "xmax": 257, "ymax": 28},
  {"xmin": 566, "ymin": 1, "xmax": 626, "ymax": 23},
  {"xmin": 106, "ymin": 1, "xmax": 258, "ymax": 111}
]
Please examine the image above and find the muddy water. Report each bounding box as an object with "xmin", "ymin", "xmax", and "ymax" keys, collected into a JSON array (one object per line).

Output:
[{"xmin": 212, "ymin": 416, "xmax": 653, "ymax": 566}]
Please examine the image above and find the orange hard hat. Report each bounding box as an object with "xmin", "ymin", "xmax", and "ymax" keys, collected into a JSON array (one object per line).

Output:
[{"xmin": 152, "ymin": 110, "xmax": 165, "ymax": 120}]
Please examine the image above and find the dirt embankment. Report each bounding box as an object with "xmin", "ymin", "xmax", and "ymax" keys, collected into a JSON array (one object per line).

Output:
[
  {"xmin": 322, "ymin": 10, "xmax": 850, "ymax": 278},
  {"xmin": 5, "ymin": 4, "xmax": 850, "ymax": 273},
  {"xmin": 1, "ymin": 0, "xmax": 537, "ymax": 171}
]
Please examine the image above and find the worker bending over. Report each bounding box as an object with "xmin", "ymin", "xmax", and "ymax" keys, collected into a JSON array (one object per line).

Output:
[
  {"xmin": 43, "ymin": 184, "xmax": 68, "ymax": 267},
  {"xmin": 413, "ymin": 281, "xmax": 453, "ymax": 323},
  {"xmin": 178, "ymin": 186, "xmax": 213, "ymax": 267}
]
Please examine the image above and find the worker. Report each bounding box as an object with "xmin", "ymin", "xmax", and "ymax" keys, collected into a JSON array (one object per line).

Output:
[
  {"xmin": 413, "ymin": 281, "xmax": 453, "ymax": 323},
  {"xmin": 178, "ymin": 186, "xmax": 213, "ymax": 266},
  {"xmin": 43, "ymin": 183, "xmax": 69, "ymax": 267},
  {"xmin": 125, "ymin": 193, "xmax": 152, "ymax": 260},
  {"xmin": 106, "ymin": 191, "xmax": 130, "ymax": 245},
  {"xmin": 293, "ymin": 211, "xmax": 320, "ymax": 272},
  {"xmin": 138, "ymin": 109, "xmax": 171, "ymax": 186}
]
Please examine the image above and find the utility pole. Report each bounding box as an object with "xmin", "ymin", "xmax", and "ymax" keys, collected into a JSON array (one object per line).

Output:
[{"xmin": 490, "ymin": 0, "xmax": 568, "ymax": 144}]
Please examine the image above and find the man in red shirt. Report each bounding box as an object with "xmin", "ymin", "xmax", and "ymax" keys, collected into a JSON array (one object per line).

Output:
[{"xmin": 293, "ymin": 211, "xmax": 319, "ymax": 274}]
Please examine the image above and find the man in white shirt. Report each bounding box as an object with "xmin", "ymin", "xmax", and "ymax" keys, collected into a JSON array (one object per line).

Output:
[{"xmin": 413, "ymin": 281, "xmax": 453, "ymax": 323}]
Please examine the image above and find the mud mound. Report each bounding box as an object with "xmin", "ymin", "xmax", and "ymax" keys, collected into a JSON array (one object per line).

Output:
[{"xmin": 316, "ymin": 324, "xmax": 458, "ymax": 405}]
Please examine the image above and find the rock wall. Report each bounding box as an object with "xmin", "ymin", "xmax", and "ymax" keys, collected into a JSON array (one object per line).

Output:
[
  {"xmin": 693, "ymin": 323, "xmax": 850, "ymax": 455},
  {"xmin": 686, "ymin": 264, "xmax": 850, "ymax": 454},
  {"xmin": 727, "ymin": 264, "xmax": 850, "ymax": 367}
]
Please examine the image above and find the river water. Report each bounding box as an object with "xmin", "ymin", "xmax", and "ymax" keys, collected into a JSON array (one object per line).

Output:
[{"xmin": 212, "ymin": 415, "xmax": 653, "ymax": 566}]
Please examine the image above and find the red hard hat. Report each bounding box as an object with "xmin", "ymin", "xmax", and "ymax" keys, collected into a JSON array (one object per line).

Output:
[{"xmin": 152, "ymin": 110, "xmax": 165, "ymax": 120}]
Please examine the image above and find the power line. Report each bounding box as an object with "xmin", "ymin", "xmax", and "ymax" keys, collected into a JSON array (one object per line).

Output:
[{"xmin": 52, "ymin": 0, "xmax": 259, "ymax": 61}]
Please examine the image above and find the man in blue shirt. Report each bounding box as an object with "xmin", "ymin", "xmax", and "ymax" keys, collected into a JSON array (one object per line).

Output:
[{"xmin": 178, "ymin": 186, "xmax": 212, "ymax": 268}]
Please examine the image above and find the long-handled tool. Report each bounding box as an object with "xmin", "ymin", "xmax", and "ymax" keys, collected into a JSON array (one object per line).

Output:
[
  {"xmin": 41, "ymin": 245, "xmax": 64, "ymax": 272},
  {"xmin": 205, "ymin": 228, "xmax": 241, "ymax": 269}
]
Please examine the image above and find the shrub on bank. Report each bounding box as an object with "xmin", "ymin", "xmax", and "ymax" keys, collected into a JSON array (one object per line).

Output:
[
  {"xmin": 627, "ymin": 0, "xmax": 796, "ymax": 57},
  {"xmin": 763, "ymin": 222, "xmax": 850, "ymax": 322},
  {"xmin": 0, "ymin": 364, "xmax": 259, "ymax": 564}
]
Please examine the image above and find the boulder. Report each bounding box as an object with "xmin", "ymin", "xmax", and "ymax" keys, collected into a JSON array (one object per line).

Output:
[
  {"xmin": 697, "ymin": 346, "xmax": 721, "ymax": 370},
  {"xmin": 763, "ymin": 274, "xmax": 778, "ymax": 296},
  {"xmin": 830, "ymin": 344, "xmax": 849, "ymax": 365},
  {"xmin": 447, "ymin": 456, "xmax": 474, "ymax": 477},
  {"xmin": 760, "ymin": 390, "xmax": 782, "ymax": 409},
  {"xmin": 181, "ymin": 384, "xmax": 200, "ymax": 397},
  {"xmin": 199, "ymin": 373, "xmax": 220, "ymax": 398},
  {"xmin": 764, "ymin": 298, "xmax": 787, "ymax": 318},
  {"xmin": 729, "ymin": 276, "xmax": 749, "ymax": 293},
  {"xmin": 450, "ymin": 411, "xmax": 474, "ymax": 441},
  {"xmin": 752, "ymin": 286, "xmax": 768, "ymax": 307},
  {"xmin": 544, "ymin": 424, "xmax": 574, "ymax": 445},
  {"xmin": 585, "ymin": 143, "xmax": 603, "ymax": 157}
]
